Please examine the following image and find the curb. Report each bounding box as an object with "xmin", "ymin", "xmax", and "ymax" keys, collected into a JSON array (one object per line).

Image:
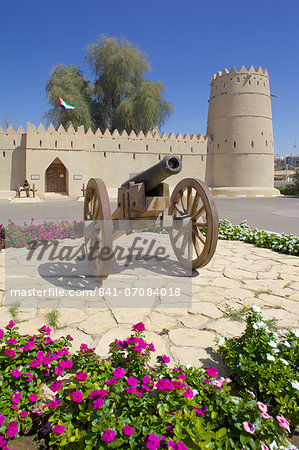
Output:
[{"xmin": 212, "ymin": 194, "xmax": 283, "ymax": 198}]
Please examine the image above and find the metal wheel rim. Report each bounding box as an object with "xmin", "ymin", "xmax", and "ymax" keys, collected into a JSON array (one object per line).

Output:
[
  {"xmin": 84, "ymin": 178, "xmax": 113, "ymax": 279},
  {"xmin": 169, "ymin": 178, "xmax": 219, "ymax": 269}
]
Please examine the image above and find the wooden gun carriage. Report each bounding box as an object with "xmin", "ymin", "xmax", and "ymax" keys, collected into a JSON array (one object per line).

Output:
[{"xmin": 82, "ymin": 155, "xmax": 219, "ymax": 279}]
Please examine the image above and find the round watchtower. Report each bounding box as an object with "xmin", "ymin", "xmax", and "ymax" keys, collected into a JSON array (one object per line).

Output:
[{"xmin": 206, "ymin": 65, "xmax": 279, "ymax": 195}]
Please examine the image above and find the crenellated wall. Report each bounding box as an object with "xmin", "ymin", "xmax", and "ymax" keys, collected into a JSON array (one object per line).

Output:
[
  {"xmin": 0, "ymin": 65, "xmax": 279, "ymax": 197},
  {"xmin": 0, "ymin": 123, "xmax": 207, "ymax": 197}
]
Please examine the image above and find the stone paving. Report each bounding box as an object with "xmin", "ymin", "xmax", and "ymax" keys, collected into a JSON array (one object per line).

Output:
[{"xmin": 0, "ymin": 238, "xmax": 298, "ymax": 373}]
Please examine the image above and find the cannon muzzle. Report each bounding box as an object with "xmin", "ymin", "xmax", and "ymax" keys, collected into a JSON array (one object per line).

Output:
[{"xmin": 121, "ymin": 154, "xmax": 182, "ymax": 193}]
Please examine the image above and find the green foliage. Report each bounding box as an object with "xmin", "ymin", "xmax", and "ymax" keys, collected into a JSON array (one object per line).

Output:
[
  {"xmin": 45, "ymin": 35, "xmax": 173, "ymax": 134},
  {"xmin": 44, "ymin": 64, "xmax": 95, "ymax": 131},
  {"xmin": 45, "ymin": 309, "xmax": 60, "ymax": 330},
  {"xmin": 277, "ymin": 172, "xmax": 299, "ymax": 195},
  {"xmin": 217, "ymin": 306, "xmax": 299, "ymax": 427},
  {"xmin": 9, "ymin": 303, "xmax": 20, "ymax": 322}
]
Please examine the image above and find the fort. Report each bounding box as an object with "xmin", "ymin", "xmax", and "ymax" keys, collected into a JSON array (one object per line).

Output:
[{"xmin": 0, "ymin": 66, "xmax": 279, "ymax": 198}]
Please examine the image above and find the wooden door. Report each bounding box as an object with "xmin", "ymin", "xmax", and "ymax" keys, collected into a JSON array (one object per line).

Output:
[{"xmin": 46, "ymin": 160, "xmax": 66, "ymax": 193}]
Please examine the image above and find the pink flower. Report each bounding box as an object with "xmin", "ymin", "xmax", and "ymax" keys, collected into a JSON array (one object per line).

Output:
[
  {"xmin": 24, "ymin": 340, "xmax": 35, "ymax": 351},
  {"xmin": 6, "ymin": 320, "xmax": 15, "ymax": 329},
  {"xmin": 18, "ymin": 411, "xmax": 28, "ymax": 418},
  {"xmin": 11, "ymin": 391, "xmax": 22, "ymax": 404},
  {"xmin": 144, "ymin": 433, "xmax": 160, "ymax": 450},
  {"xmin": 205, "ymin": 367, "xmax": 217, "ymax": 377},
  {"xmin": 6, "ymin": 420, "xmax": 19, "ymax": 438},
  {"xmin": 142, "ymin": 375, "xmax": 151, "ymax": 384},
  {"xmin": 193, "ymin": 408, "xmax": 205, "ymax": 416},
  {"xmin": 125, "ymin": 387, "xmax": 138, "ymax": 394},
  {"xmin": 47, "ymin": 398, "xmax": 60, "ymax": 409},
  {"xmin": 90, "ymin": 389, "xmax": 108, "ymax": 400},
  {"xmin": 257, "ymin": 402, "xmax": 267, "ymax": 413},
  {"xmin": 172, "ymin": 380, "xmax": 185, "ymax": 390},
  {"xmin": 29, "ymin": 393, "xmax": 37, "ymax": 402},
  {"xmin": 53, "ymin": 425, "xmax": 65, "ymax": 434},
  {"xmin": 183, "ymin": 388, "xmax": 194, "ymax": 399},
  {"xmin": 123, "ymin": 425, "xmax": 134, "ymax": 436},
  {"xmin": 148, "ymin": 343, "xmax": 155, "ymax": 352},
  {"xmin": 71, "ymin": 390, "xmax": 84, "ymax": 403},
  {"xmin": 113, "ymin": 366, "xmax": 125, "ymax": 379},
  {"xmin": 261, "ymin": 412, "xmax": 271, "ymax": 419},
  {"xmin": 276, "ymin": 415, "xmax": 290, "ymax": 433},
  {"xmin": 243, "ymin": 422, "xmax": 255, "ymax": 434},
  {"xmin": 5, "ymin": 338, "xmax": 18, "ymax": 345},
  {"xmin": 127, "ymin": 376, "xmax": 138, "ymax": 387},
  {"xmin": 4, "ymin": 348, "xmax": 16, "ymax": 358},
  {"xmin": 76, "ymin": 371, "xmax": 88, "ymax": 382},
  {"xmin": 245, "ymin": 389, "xmax": 255, "ymax": 398},
  {"xmin": 93, "ymin": 398, "xmax": 104, "ymax": 409},
  {"xmin": 0, "ymin": 329, "xmax": 4, "ymax": 339},
  {"xmin": 168, "ymin": 441, "xmax": 188, "ymax": 450},
  {"xmin": 156, "ymin": 379, "xmax": 175, "ymax": 391},
  {"xmin": 25, "ymin": 372, "xmax": 33, "ymax": 381},
  {"xmin": 260, "ymin": 442, "xmax": 269, "ymax": 450},
  {"xmin": 38, "ymin": 325, "xmax": 51, "ymax": 335},
  {"xmin": 50, "ymin": 381, "xmax": 62, "ymax": 392},
  {"xmin": 132, "ymin": 322, "xmax": 145, "ymax": 331},
  {"xmin": 42, "ymin": 356, "xmax": 52, "ymax": 365},
  {"xmin": 0, "ymin": 414, "xmax": 5, "ymax": 426},
  {"xmin": 102, "ymin": 429, "xmax": 116, "ymax": 443},
  {"xmin": 0, "ymin": 436, "xmax": 7, "ymax": 447},
  {"xmin": 11, "ymin": 369, "xmax": 22, "ymax": 378}
]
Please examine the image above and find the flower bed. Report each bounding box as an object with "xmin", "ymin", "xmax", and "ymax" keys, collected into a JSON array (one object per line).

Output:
[
  {"xmin": 0, "ymin": 319, "xmax": 297, "ymax": 449},
  {"xmin": 217, "ymin": 220, "xmax": 299, "ymax": 256},
  {"xmin": 217, "ymin": 306, "xmax": 299, "ymax": 428},
  {"xmin": 1, "ymin": 219, "xmax": 80, "ymax": 249}
]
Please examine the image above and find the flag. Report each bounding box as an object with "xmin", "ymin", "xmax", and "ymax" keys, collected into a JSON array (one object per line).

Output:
[{"xmin": 58, "ymin": 97, "xmax": 76, "ymax": 110}]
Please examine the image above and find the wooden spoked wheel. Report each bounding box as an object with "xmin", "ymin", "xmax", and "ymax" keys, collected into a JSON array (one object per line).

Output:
[
  {"xmin": 84, "ymin": 178, "xmax": 113, "ymax": 279},
  {"xmin": 169, "ymin": 178, "xmax": 219, "ymax": 270}
]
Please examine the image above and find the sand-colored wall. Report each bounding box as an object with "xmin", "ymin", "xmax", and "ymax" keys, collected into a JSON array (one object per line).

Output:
[
  {"xmin": 0, "ymin": 66, "xmax": 278, "ymax": 197},
  {"xmin": 206, "ymin": 66, "xmax": 278, "ymax": 194}
]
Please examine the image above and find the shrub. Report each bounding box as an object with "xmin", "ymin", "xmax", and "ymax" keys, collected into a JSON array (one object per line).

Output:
[{"xmin": 217, "ymin": 306, "xmax": 299, "ymax": 428}]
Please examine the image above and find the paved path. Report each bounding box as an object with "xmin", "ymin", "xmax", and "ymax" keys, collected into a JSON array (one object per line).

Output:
[{"xmin": 1, "ymin": 238, "xmax": 298, "ymax": 372}]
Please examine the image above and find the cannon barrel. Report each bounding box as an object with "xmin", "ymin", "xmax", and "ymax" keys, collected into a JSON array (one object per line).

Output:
[{"xmin": 121, "ymin": 154, "xmax": 182, "ymax": 193}]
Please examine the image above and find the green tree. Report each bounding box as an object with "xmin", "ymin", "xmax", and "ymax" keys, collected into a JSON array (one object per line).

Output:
[
  {"xmin": 45, "ymin": 36, "xmax": 173, "ymax": 133},
  {"xmin": 44, "ymin": 64, "xmax": 95, "ymax": 131}
]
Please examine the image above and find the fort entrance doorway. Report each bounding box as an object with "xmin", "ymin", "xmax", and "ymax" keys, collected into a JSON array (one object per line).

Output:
[{"xmin": 45, "ymin": 158, "xmax": 68, "ymax": 193}]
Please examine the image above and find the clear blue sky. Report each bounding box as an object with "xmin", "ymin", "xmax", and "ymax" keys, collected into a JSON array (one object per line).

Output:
[{"xmin": 1, "ymin": 0, "xmax": 298, "ymax": 156}]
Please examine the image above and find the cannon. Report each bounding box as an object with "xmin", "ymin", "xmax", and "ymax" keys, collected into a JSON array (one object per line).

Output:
[{"xmin": 83, "ymin": 155, "xmax": 219, "ymax": 279}]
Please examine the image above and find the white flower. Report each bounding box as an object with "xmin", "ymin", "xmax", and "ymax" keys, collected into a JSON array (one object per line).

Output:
[
  {"xmin": 291, "ymin": 380, "xmax": 299, "ymax": 390},
  {"xmin": 280, "ymin": 358, "xmax": 289, "ymax": 366},
  {"xmin": 231, "ymin": 396, "xmax": 240, "ymax": 404},
  {"xmin": 282, "ymin": 341, "xmax": 291, "ymax": 348},
  {"xmin": 269, "ymin": 340, "xmax": 277, "ymax": 348},
  {"xmin": 266, "ymin": 354, "xmax": 275, "ymax": 361},
  {"xmin": 185, "ymin": 364, "xmax": 191, "ymax": 368},
  {"xmin": 292, "ymin": 329, "xmax": 299, "ymax": 337},
  {"xmin": 269, "ymin": 441, "xmax": 278, "ymax": 450},
  {"xmin": 192, "ymin": 389, "xmax": 199, "ymax": 396},
  {"xmin": 273, "ymin": 348, "xmax": 280, "ymax": 353},
  {"xmin": 251, "ymin": 304, "xmax": 261, "ymax": 313},
  {"xmin": 218, "ymin": 336, "xmax": 226, "ymax": 346}
]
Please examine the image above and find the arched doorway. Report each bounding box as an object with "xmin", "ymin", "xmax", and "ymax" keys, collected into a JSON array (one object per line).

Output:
[{"xmin": 45, "ymin": 158, "xmax": 68, "ymax": 193}]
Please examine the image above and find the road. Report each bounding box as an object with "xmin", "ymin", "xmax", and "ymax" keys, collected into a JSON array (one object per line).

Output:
[{"xmin": 0, "ymin": 196, "xmax": 298, "ymax": 236}]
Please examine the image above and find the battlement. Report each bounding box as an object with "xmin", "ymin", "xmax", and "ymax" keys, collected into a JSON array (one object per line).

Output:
[
  {"xmin": 0, "ymin": 123, "xmax": 207, "ymax": 156},
  {"xmin": 211, "ymin": 66, "xmax": 269, "ymax": 80}
]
